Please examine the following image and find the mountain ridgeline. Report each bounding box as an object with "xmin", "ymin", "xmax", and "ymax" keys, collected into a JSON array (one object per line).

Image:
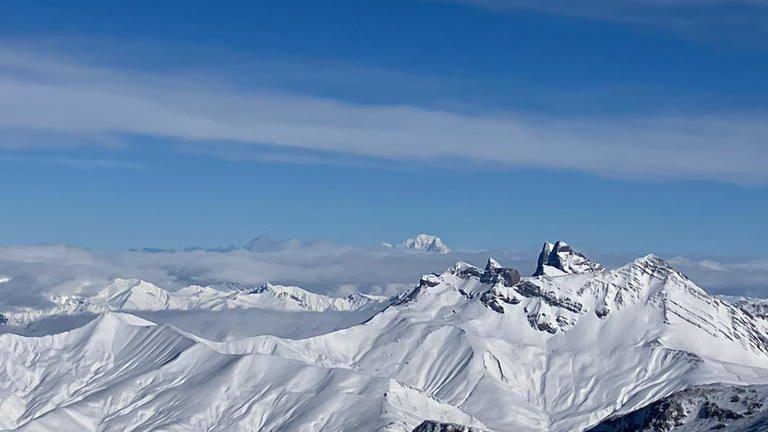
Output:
[{"xmin": 1, "ymin": 241, "xmax": 768, "ymax": 431}]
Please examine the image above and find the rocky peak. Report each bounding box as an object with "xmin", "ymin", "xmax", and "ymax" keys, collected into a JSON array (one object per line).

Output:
[
  {"xmin": 481, "ymin": 259, "xmax": 521, "ymax": 287},
  {"xmin": 485, "ymin": 258, "xmax": 503, "ymax": 271},
  {"xmin": 451, "ymin": 259, "xmax": 521, "ymax": 287},
  {"xmin": 533, "ymin": 241, "xmax": 604, "ymax": 276},
  {"xmin": 630, "ymin": 254, "xmax": 675, "ymax": 274}
]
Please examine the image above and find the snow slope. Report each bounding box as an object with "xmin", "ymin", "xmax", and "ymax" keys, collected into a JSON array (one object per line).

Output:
[
  {"xmin": 1, "ymin": 279, "xmax": 389, "ymax": 328},
  {"xmin": 2, "ymin": 244, "xmax": 768, "ymax": 431},
  {"xmin": 0, "ymin": 313, "xmax": 487, "ymax": 432}
]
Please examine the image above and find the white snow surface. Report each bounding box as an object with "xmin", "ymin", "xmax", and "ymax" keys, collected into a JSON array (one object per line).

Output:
[
  {"xmin": 1, "ymin": 279, "xmax": 388, "ymax": 328},
  {"xmin": 385, "ymin": 234, "xmax": 451, "ymax": 254},
  {"xmin": 2, "ymin": 254, "xmax": 768, "ymax": 431}
]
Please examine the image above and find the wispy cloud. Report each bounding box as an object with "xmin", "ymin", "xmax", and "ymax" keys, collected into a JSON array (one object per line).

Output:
[
  {"xmin": 0, "ymin": 241, "xmax": 529, "ymax": 307},
  {"xmin": 1, "ymin": 242, "xmax": 767, "ymax": 311},
  {"xmin": 667, "ymin": 255, "xmax": 768, "ymax": 296},
  {"xmin": 440, "ymin": 0, "xmax": 768, "ymax": 43},
  {"xmin": 0, "ymin": 152, "xmax": 144, "ymax": 170},
  {"xmin": 445, "ymin": 0, "xmax": 768, "ymax": 49},
  {"xmin": 1, "ymin": 45, "xmax": 767, "ymax": 183}
]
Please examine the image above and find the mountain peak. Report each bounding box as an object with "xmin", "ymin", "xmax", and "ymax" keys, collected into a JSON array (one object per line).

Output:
[
  {"xmin": 533, "ymin": 241, "xmax": 604, "ymax": 276},
  {"xmin": 385, "ymin": 234, "xmax": 451, "ymax": 253},
  {"xmin": 485, "ymin": 258, "xmax": 502, "ymax": 271}
]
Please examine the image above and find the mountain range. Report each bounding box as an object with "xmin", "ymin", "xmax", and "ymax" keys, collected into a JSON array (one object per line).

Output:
[{"xmin": 1, "ymin": 241, "xmax": 768, "ymax": 431}]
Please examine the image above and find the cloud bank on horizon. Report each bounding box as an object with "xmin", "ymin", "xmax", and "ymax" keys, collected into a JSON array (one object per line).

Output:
[
  {"xmin": 0, "ymin": 239, "xmax": 766, "ymax": 314},
  {"xmin": 1, "ymin": 45, "xmax": 767, "ymax": 184}
]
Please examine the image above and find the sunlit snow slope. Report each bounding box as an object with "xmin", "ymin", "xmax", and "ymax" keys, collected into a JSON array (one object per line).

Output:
[
  {"xmin": 2, "ymin": 242, "xmax": 768, "ymax": 431},
  {"xmin": 1, "ymin": 280, "xmax": 388, "ymax": 328}
]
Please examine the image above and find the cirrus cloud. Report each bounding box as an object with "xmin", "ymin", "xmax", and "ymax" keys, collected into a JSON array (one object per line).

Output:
[
  {"xmin": 1, "ymin": 45, "xmax": 767, "ymax": 184},
  {"xmin": 437, "ymin": 0, "xmax": 768, "ymax": 44}
]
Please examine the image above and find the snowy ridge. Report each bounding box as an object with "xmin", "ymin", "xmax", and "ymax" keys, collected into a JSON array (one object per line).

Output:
[
  {"xmin": 3, "ymin": 243, "xmax": 768, "ymax": 431},
  {"xmin": 385, "ymin": 234, "xmax": 451, "ymax": 254},
  {"xmin": 1, "ymin": 279, "xmax": 389, "ymax": 327},
  {"xmin": 724, "ymin": 296, "xmax": 768, "ymax": 320},
  {"xmin": 0, "ymin": 313, "xmax": 487, "ymax": 432},
  {"xmin": 207, "ymin": 251, "xmax": 768, "ymax": 431}
]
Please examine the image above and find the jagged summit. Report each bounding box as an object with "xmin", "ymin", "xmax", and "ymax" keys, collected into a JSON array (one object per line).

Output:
[
  {"xmin": 533, "ymin": 241, "xmax": 605, "ymax": 276},
  {"xmin": 385, "ymin": 234, "xmax": 451, "ymax": 253},
  {"xmin": 485, "ymin": 258, "xmax": 503, "ymax": 271},
  {"xmin": 398, "ymin": 253, "xmax": 768, "ymax": 361}
]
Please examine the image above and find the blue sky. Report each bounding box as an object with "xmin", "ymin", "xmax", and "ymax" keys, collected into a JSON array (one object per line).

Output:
[{"xmin": 1, "ymin": 0, "xmax": 767, "ymax": 255}]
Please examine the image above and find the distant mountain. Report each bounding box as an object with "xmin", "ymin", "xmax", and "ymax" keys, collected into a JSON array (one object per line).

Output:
[
  {"xmin": 244, "ymin": 235, "xmax": 335, "ymax": 252},
  {"xmin": 3, "ymin": 242, "xmax": 768, "ymax": 431},
  {"xmin": 0, "ymin": 279, "xmax": 389, "ymax": 327},
  {"xmin": 385, "ymin": 234, "xmax": 451, "ymax": 253}
]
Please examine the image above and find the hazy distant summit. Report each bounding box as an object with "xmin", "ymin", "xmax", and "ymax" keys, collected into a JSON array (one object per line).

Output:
[{"xmin": 384, "ymin": 234, "xmax": 451, "ymax": 254}]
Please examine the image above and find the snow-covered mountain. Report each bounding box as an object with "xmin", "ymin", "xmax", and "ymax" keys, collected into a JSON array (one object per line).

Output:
[
  {"xmin": 1, "ymin": 279, "xmax": 388, "ymax": 327},
  {"xmin": 2, "ymin": 242, "xmax": 768, "ymax": 431},
  {"xmin": 385, "ymin": 234, "xmax": 451, "ymax": 253}
]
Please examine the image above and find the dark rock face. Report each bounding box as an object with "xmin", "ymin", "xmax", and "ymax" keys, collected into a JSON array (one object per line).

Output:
[
  {"xmin": 480, "ymin": 290, "xmax": 506, "ymax": 314},
  {"xmin": 498, "ymin": 268, "xmax": 522, "ymax": 286},
  {"xmin": 527, "ymin": 313, "xmax": 559, "ymax": 334},
  {"xmin": 534, "ymin": 242, "xmax": 554, "ymax": 276},
  {"xmin": 460, "ymin": 267, "xmax": 483, "ymax": 279},
  {"xmin": 412, "ymin": 420, "xmax": 487, "ymax": 432},
  {"xmin": 735, "ymin": 301, "xmax": 768, "ymax": 320},
  {"xmin": 479, "ymin": 259, "xmax": 521, "ymax": 287},
  {"xmin": 0, "ymin": 313, "xmax": 6, "ymax": 325},
  {"xmin": 586, "ymin": 384, "xmax": 768, "ymax": 432},
  {"xmin": 547, "ymin": 242, "xmax": 575, "ymax": 270},
  {"xmin": 515, "ymin": 281, "xmax": 582, "ymax": 313},
  {"xmin": 533, "ymin": 241, "xmax": 604, "ymax": 277}
]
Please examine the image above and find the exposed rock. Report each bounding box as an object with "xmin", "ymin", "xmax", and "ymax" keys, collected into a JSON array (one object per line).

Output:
[
  {"xmin": 480, "ymin": 259, "xmax": 521, "ymax": 287},
  {"xmin": 587, "ymin": 384, "xmax": 768, "ymax": 432},
  {"xmin": 394, "ymin": 273, "xmax": 445, "ymax": 306},
  {"xmin": 528, "ymin": 313, "xmax": 559, "ymax": 334},
  {"xmin": 460, "ymin": 266, "xmax": 483, "ymax": 279},
  {"xmin": 481, "ymin": 292, "xmax": 506, "ymax": 314},
  {"xmin": 515, "ymin": 281, "xmax": 583, "ymax": 313},
  {"xmin": 413, "ymin": 420, "xmax": 488, "ymax": 432},
  {"xmin": 533, "ymin": 241, "xmax": 604, "ymax": 276},
  {"xmin": 734, "ymin": 300, "xmax": 768, "ymax": 320}
]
